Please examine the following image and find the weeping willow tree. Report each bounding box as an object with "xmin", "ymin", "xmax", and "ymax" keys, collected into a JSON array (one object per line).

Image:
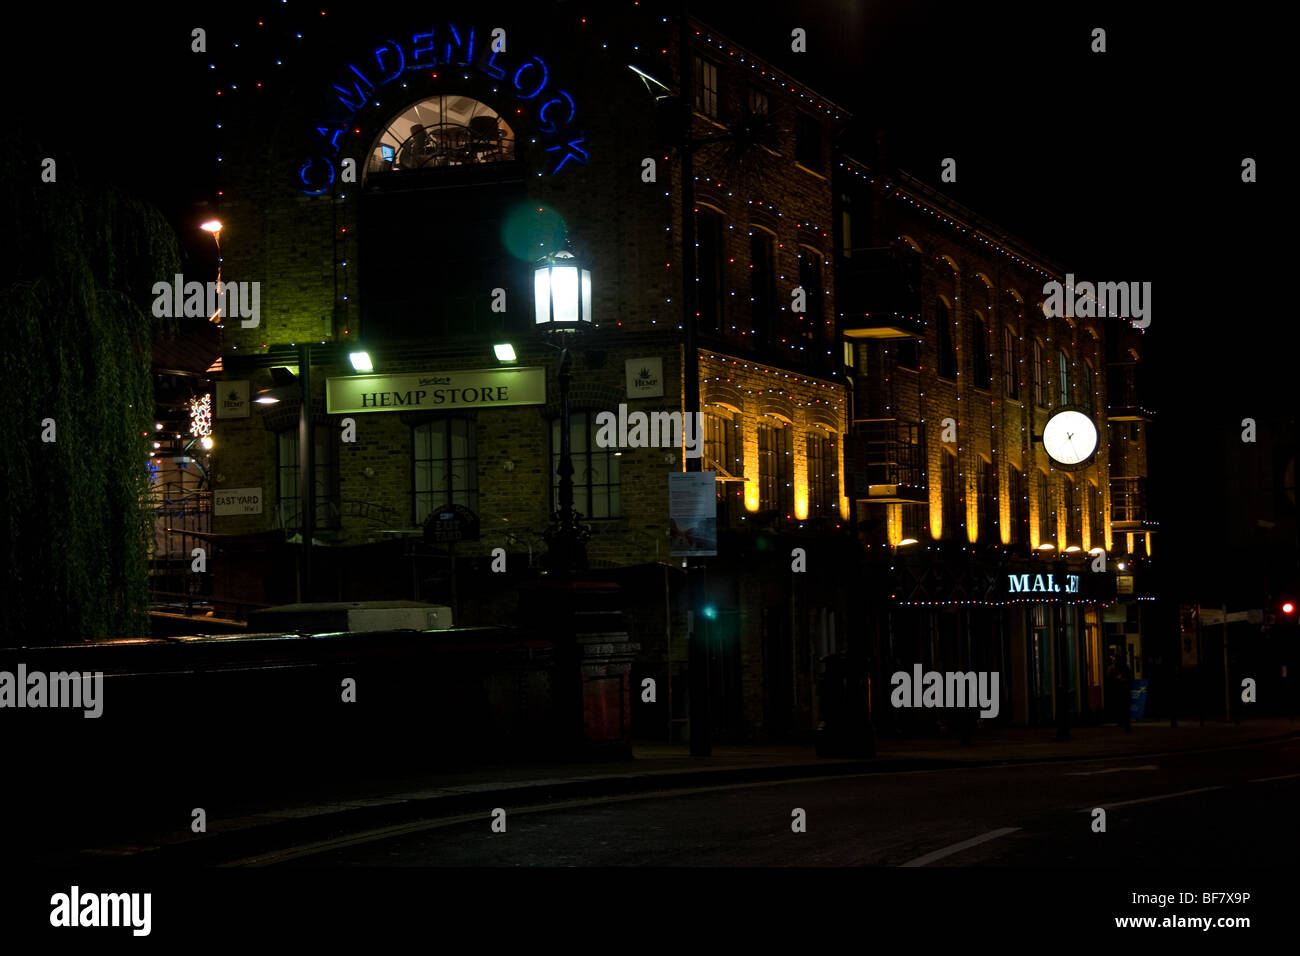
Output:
[{"xmin": 0, "ymin": 139, "xmax": 180, "ymax": 643}]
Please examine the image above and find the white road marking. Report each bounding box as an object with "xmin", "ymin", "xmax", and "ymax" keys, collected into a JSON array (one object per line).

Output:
[
  {"xmin": 899, "ymin": 827, "xmax": 1022, "ymax": 867},
  {"xmin": 1065, "ymin": 764, "xmax": 1158, "ymax": 776},
  {"xmin": 1078, "ymin": 786, "xmax": 1222, "ymax": 810},
  {"xmin": 1250, "ymin": 772, "xmax": 1300, "ymax": 783}
]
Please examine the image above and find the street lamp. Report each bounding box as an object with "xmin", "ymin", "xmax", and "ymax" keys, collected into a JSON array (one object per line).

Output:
[
  {"xmin": 200, "ymin": 220, "xmax": 223, "ymax": 324},
  {"xmin": 534, "ymin": 248, "xmax": 593, "ymax": 572}
]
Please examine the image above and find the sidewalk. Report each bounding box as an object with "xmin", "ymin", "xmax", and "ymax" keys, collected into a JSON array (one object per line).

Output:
[{"xmin": 54, "ymin": 717, "xmax": 1300, "ymax": 865}]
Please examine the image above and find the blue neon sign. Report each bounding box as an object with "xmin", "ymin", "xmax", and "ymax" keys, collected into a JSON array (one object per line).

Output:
[{"xmin": 299, "ymin": 24, "xmax": 587, "ymax": 194}]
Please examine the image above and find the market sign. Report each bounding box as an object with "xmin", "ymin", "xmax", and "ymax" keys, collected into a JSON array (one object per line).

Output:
[
  {"xmin": 1006, "ymin": 573, "xmax": 1080, "ymax": 595},
  {"xmin": 326, "ymin": 367, "xmax": 545, "ymax": 414}
]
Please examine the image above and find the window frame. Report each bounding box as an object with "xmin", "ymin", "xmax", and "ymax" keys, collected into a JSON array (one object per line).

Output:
[
  {"xmin": 694, "ymin": 56, "xmax": 720, "ymax": 119},
  {"xmin": 276, "ymin": 424, "xmax": 340, "ymax": 531},
  {"xmin": 1003, "ymin": 326, "xmax": 1019, "ymax": 399},
  {"xmin": 1032, "ymin": 340, "xmax": 1045, "ymax": 407},
  {"xmin": 936, "ymin": 299, "xmax": 957, "ymax": 381},
  {"xmin": 757, "ymin": 421, "xmax": 793, "ymax": 514},
  {"xmin": 550, "ymin": 411, "xmax": 623, "ymax": 519},
  {"xmin": 412, "ymin": 416, "xmax": 480, "ymax": 525},
  {"xmin": 971, "ymin": 314, "xmax": 991, "ymax": 391},
  {"xmin": 794, "ymin": 112, "xmax": 823, "ymax": 171}
]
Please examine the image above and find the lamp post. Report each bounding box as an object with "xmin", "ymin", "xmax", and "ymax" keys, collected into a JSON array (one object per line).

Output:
[
  {"xmin": 200, "ymin": 220, "xmax": 223, "ymax": 325},
  {"xmin": 534, "ymin": 248, "xmax": 593, "ymax": 573}
]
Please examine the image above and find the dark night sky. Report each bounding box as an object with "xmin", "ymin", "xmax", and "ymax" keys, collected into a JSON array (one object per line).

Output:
[{"xmin": 6, "ymin": 1, "xmax": 1289, "ymax": 574}]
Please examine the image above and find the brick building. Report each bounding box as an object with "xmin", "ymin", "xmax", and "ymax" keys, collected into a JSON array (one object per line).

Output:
[{"xmin": 195, "ymin": 6, "xmax": 1154, "ymax": 740}]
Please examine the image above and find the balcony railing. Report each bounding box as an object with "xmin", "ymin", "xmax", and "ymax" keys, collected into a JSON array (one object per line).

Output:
[
  {"xmin": 1110, "ymin": 476, "xmax": 1155, "ymax": 528},
  {"xmin": 838, "ymin": 246, "xmax": 924, "ymax": 339},
  {"xmin": 847, "ymin": 419, "xmax": 927, "ymax": 502},
  {"xmin": 1107, "ymin": 363, "xmax": 1154, "ymax": 421}
]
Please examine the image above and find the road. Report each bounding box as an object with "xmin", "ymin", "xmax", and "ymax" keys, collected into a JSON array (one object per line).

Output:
[{"xmin": 221, "ymin": 735, "xmax": 1300, "ymax": 866}]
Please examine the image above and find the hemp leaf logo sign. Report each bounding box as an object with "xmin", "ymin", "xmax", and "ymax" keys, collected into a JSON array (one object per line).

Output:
[
  {"xmin": 227, "ymin": 390, "xmax": 240, "ymax": 403},
  {"xmin": 639, "ymin": 367, "xmax": 651, "ymax": 379}
]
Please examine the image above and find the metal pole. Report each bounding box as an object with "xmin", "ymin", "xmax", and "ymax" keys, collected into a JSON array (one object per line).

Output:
[
  {"xmin": 556, "ymin": 345, "xmax": 575, "ymax": 572},
  {"xmin": 298, "ymin": 342, "xmax": 314, "ymax": 602}
]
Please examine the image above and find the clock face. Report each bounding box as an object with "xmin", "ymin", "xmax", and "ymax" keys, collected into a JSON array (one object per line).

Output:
[{"xmin": 1042, "ymin": 409, "xmax": 1098, "ymax": 466}]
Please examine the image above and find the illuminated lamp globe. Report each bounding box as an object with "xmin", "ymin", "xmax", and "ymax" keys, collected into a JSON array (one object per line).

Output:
[{"xmin": 534, "ymin": 250, "xmax": 592, "ymax": 330}]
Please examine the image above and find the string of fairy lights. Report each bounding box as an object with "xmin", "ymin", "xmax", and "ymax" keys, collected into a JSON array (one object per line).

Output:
[{"xmin": 197, "ymin": 3, "xmax": 1154, "ymax": 576}]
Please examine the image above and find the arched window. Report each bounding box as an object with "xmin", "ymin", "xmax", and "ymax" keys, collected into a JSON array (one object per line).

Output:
[
  {"xmin": 748, "ymin": 226, "xmax": 777, "ymax": 341},
  {"xmin": 1058, "ymin": 349, "xmax": 1069, "ymax": 406},
  {"xmin": 695, "ymin": 205, "xmax": 726, "ymax": 334},
  {"xmin": 368, "ymin": 95, "xmax": 516, "ymax": 173},
  {"xmin": 806, "ymin": 430, "xmax": 839, "ymax": 517},
  {"xmin": 1007, "ymin": 465, "xmax": 1028, "ymax": 544},
  {"xmin": 1063, "ymin": 481, "xmax": 1080, "ymax": 549},
  {"xmin": 941, "ymin": 449, "xmax": 960, "ymax": 538},
  {"xmin": 977, "ymin": 456, "xmax": 996, "ymax": 543},
  {"xmin": 757, "ymin": 421, "xmax": 793, "ymax": 514},
  {"xmin": 1037, "ymin": 470, "xmax": 1052, "ymax": 545},
  {"xmin": 937, "ymin": 299, "xmax": 956, "ymax": 380},
  {"xmin": 1032, "ymin": 340, "xmax": 1045, "ymax": 407},
  {"xmin": 971, "ymin": 314, "xmax": 991, "ymax": 390},
  {"xmin": 1003, "ymin": 327, "xmax": 1019, "ymax": 399},
  {"xmin": 797, "ymin": 247, "xmax": 825, "ymax": 342},
  {"xmin": 1089, "ymin": 481, "xmax": 1105, "ymax": 551}
]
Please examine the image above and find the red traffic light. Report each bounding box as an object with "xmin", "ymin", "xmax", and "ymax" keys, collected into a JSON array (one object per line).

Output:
[{"xmin": 1283, "ymin": 601, "xmax": 1296, "ymax": 615}]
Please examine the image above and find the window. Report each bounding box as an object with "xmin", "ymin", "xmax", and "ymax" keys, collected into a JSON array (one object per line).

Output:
[
  {"xmin": 972, "ymin": 315, "xmax": 991, "ymax": 390},
  {"xmin": 413, "ymin": 417, "xmax": 478, "ymax": 524},
  {"xmin": 695, "ymin": 206, "xmax": 725, "ymax": 334},
  {"xmin": 806, "ymin": 431, "xmax": 839, "ymax": 517},
  {"xmin": 1037, "ymin": 471, "xmax": 1052, "ymax": 545},
  {"xmin": 749, "ymin": 227, "xmax": 777, "ymax": 340},
  {"xmin": 795, "ymin": 112, "xmax": 822, "ymax": 171},
  {"xmin": 747, "ymin": 86, "xmax": 768, "ymax": 116},
  {"xmin": 1082, "ymin": 362, "xmax": 1094, "ymax": 414},
  {"xmin": 937, "ymin": 300, "xmax": 956, "ymax": 380},
  {"xmin": 704, "ymin": 409, "xmax": 743, "ymax": 478},
  {"xmin": 551, "ymin": 412, "xmax": 622, "ymax": 518},
  {"xmin": 757, "ymin": 422, "xmax": 793, "ymax": 513},
  {"xmin": 694, "ymin": 57, "xmax": 719, "ymax": 118},
  {"xmin": 897, "ymin": 337, "xmax": 919, "ymax": 370},
  {"xmin": 1007, "ymin": 466, "xmax": 1028, "ymax": 545},
  {"xmin": 977, "ymin": 457, "xmax": 996, "ymax": 543},
  {"xmin": 367, "ymin": 94, "xmax": 516, "ymax": 173},
  {"xmin": 797, "ymin": 249, "xmax": 824, "ymax": 341},
  {"xmin": 1058, "ymin": 350, "xmax": 1069, "ymax": 406},
  {"xmin": 1063, "ymin": 481, "xmax": 1080, "ymax": 549},
  {"xmin": 277, "ymin": 425, "xmax": 339, "ymax": 530},
  {"xmin": 1003, "ymin": 327, "xmax": 1019, "ymax": 398},
  {"xmin": 941, "ymin": 451, "xmax": 960, "ymax": 539},
  {"xmin": 1032, "ymin": 340, "xmax": 1045, "ymax": 406},
  {"xmin": 1089, "ymin": 481, "xmax": 1105, "ymax": 550}
]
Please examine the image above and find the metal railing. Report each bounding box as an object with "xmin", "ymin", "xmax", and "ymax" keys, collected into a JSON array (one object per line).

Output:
[
  {"xmin": 1110, "ymin": 476, "xmax": 1148, "ymax": 524},
  {"xmin": 855, "ymin": 419, "xmax": 925, "ymax": 487}
]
